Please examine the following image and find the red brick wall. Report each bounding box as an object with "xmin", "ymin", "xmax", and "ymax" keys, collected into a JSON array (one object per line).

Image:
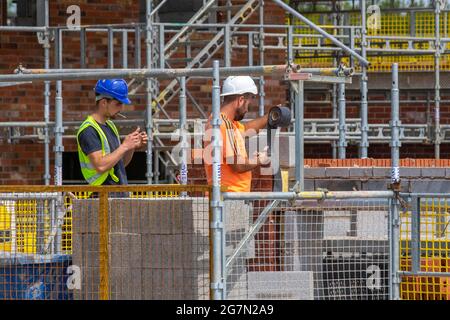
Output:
[{"xmin": 0, "ymin": 2, "xmax": 448, "ymax": 184}]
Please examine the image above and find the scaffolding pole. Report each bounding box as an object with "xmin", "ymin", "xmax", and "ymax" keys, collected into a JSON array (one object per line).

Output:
[
  {"xmin": 294, "ymin": 80, "xmax": 304, "ymax": 192},
  {"xmin": 43, "ymin": 0, "xmax": 51, "ymax": 185},
  {"xmin": 211, "ymin": 60, "xmax": 224, "ymax": 300},
  {"xmin": 179, "ymin": 76, "xmax": 188, "ymax": 189},
  {"xmin": 390, "ymin": 63, "xmax": 401, "ymax": 300},
  {"xmin": 259, "ymin": 0, "xmax": 265, "ymax": 117},
  {"xmin": 360, "ymin": 0, "xmax": 369, "ymax": 158},
  {"xmin": 338, "ymin": 82, "xmax": 347, "ymax": 159},
  {"xmin": 146, "ymin": 0, "xmax": 154, "ymax": 184},
  {"xmin": 435, "ymin": 0, "xmax": 442, "ymax": 159}
]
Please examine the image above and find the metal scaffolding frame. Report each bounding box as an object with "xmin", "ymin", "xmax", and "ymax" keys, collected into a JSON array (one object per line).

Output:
[{"xmin": 0, "ymin": 0, "xmax": 449, "ymax": 184}]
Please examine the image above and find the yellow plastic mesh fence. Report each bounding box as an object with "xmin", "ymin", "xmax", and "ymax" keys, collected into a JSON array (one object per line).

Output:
[{"xmin": 400, "ymin": 197, "xmax": 450, "ymax": 300}]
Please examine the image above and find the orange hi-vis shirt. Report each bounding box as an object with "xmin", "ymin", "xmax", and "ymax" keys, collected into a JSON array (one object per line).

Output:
[{"xmin": 204, "ymin": 113, "xmax": 252, "ymax": 192}]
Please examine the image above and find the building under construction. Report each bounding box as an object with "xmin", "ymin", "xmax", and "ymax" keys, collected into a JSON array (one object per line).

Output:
[{"xmin": 0, "ymin": 0, "xmax": 449, "ymax": 300}]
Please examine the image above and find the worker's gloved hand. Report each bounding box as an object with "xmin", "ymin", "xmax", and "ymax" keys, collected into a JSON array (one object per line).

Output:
[{"xmin": 257, "ymin": 146, "xmax": 271, "ymax": 167}]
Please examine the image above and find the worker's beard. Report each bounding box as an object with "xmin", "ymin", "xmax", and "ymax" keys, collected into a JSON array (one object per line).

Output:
[{"xmin": 234, "ymin": 104, "xmax": 246, "ymax": 121}]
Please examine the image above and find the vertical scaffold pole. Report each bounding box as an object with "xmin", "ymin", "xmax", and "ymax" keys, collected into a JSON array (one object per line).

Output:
[
  {"xmin": 294, "ymin": 80, "xmax": 304, "ymax": 191},
  {"xmin": 145, "ymin": 0, "xmax": 153, "ymax": 184},
  {"xmin": 390, "ymin": 63, "xmax": 401, "ymax": 300},
  {"xmin": 179, "ymin": 77, "xmax": 188, "ymax": 190},
  {"xmin": 360, "ymin": 0, "xmax": 369, "ymax": 158},
  {"xmin": 54, "ymin": 28, "xmax": 63, "ymax": 187},
  {"xmin": 435, "ymin": 0, "xmax": 441, "ymax": 159},
  {"xmin": 211, "ymin": 60, "xmax": 224, "ymax": 300},
  {"xmin": 43, "ymin": 0, "xmax": 50, "ymax": 185},
  {"xmin": 54, "ymin": 28, "xmax": 64, "ymax": 254},
  {"xmin": 338, "ymin": 83, "xmax": 347, "ymax": 159},
  {"xmin": 258, "ymin": 0, "xmax": 265, "ymax": 117}
]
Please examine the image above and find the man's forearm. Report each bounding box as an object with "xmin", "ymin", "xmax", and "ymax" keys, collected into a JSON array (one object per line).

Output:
[
  {"xmin": 123, "ymin": 149, "xmax": 134, "ymax": 167},
  {"xmin": 244, "ymin": 114, "xmax": 268, "ymax": 135},
  {"xmin": 90, "ymin": 145, "xmax": 129, "ymax": 173}
]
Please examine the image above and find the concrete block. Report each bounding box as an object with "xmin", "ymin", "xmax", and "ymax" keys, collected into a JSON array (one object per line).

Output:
[
  {"xmin": 357, "ymin": 210, "xmax": 388, "ymax": 239},
  {"xmin": 247, "ymin": 271, "xmax": 314, "ymax": 300},
  {"xmin": 361, "ymin": 180, "xmax": 390, "ymax": 191},
  {"xmin": 399, "ymin": 167, "xmax": 421, "ymax": 178},
  {"xmin": 325, "ymin": 168, "xmax": 350, "ymax": 178},
  {"xmin": 141, "ymin": 234, "xmax": 185, "ymax": 269},
  {"xmin": 315, "ymin": 179, "xmax": 361, "ymax": 191},
  {"xmin": 109, "ymin": 233, "xmax": 142, "ymax": 268},
  {"xmin": 226, "ymin": 267, "xmax": 248, "ymax": 300},
  {"xmin": 133, "ymin": 199, "xmax": 193, "ymax": 234},
  {"xmin": 110, "ymin": 267, "xmax": 142, "ymax": 300},
  {"xmin": 142, "ymin": 268, "xmax": 185, "ymax": 299},
  {"xmin": 305, "ymin": 168, "xmax": 326, "ymax": 178},
  {"xmin": 183, "ymin": 268, "xmax": 210, "ymax": 300},
  {"xmin": 421, "ymin": 168, "xmax": 446, "ymax": 178},
  {"xmin": 72, "ymin": 199, "xmax": 99, "ymax": 234},
  {"xmin": 182, "ymin": 233, "xmax": 209, "ymax": 269},
  {"xmin": 445, "ymin": 168, "xmax": 450, "ymax": 178},
  {"xmin": 372, "ymin": 168, "xmax": 390, "ymax": 178},
  {"xmin": 349, "ymin": 167, "xmax": 373, "ymax": 178},
  {"xmin": 323, "ymin": 210, "xmax": 351, "ymax": 238},
  {"xmin": 190, "ymin": 198, "xmax": 209, "ymax": 236},
  {"xmin": 409, "ymin": 179, "xmax": 450, "ymax": 193}
]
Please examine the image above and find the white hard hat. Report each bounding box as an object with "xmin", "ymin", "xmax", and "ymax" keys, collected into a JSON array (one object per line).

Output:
[{"xmin": 220, "ymin": 76, "xmax": 258, "ymax": 97}]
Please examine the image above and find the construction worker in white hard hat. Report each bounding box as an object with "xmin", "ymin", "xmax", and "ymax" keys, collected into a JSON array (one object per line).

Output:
[{"xmin": 204, "ymin": 76, "xmax": 271, "ymax": 192}]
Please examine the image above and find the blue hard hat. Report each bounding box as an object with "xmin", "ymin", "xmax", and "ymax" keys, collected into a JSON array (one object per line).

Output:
[{"xmin": 94, "ymin": 79, "xmax": 131, "ymax": 105}]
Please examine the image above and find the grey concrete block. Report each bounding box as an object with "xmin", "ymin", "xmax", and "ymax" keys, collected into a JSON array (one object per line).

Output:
[
  {"xmin": 445, "ymin": 168, "xmax": 450, "ymax": 178},
  {"xmin": 190, "ymin": 198, "xmax": 209, "ymax": 236},
  {"xmin": 72, "ymin": 199, "xmax": 99, "ymax": 234},
  {"xmin": 361, "ymin": 180, "xmax": 390, "ymax": 191},
  {"xmin": 372, "ymin": 168, "xmax": 390, "ymax": 177},
  {"xmin": 110, "ymin": 267, "xmax": 142, "ymax": 300},
  {"xmin": 182, "ymin": 233, "xmax": 209, "ymax": 269},
  {"xmin": 399, "ymin": 167, "xmax": 421, "ymax": 178},
  {"xmin": 325, "ymin": 168, "xmax": 350, "ymax": 178},
  {"xmin": 142, "ymin": 268, "xmax": 185, "ymax": 299},
  {"xmin": 141, "ymin": 234, "xmax": 194, "ymax": 269},
  {"xmin": 315, "ymin": 179, "xmax": 361, "ymax": 191},
  {"xmin": 349, "ymin": 167, "xmax": 374, "ymax": 178},
  {"xmin": 247, "ymin": 271, "xmax": 314, "ymax": 300},
  {"xmin": 305, "ymin": 168, "xmax": 326, "ymax": 178},
  {"xmin": 183, "ymin": 268, "xmax": 210, "ymax": 300},
  {"xmin": 421, "ymin": 168, "xmax": 446, "ymax": 178},
  {"xmin": 109, "ymin": 233, "xmax": 142, "ymax": 268},
  {"xmin": 409, "ymin": 179, "xmax": 450, "ymax": 193}
]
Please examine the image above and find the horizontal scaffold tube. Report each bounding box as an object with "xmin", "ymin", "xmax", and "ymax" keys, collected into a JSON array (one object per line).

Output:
[
  {"xmin": 5, "ymin": 65, "xmax": 353, "ymax": 82},
  {"xmin": 222, "ymin": 190, "xmax": 395, "ymax": 200}
]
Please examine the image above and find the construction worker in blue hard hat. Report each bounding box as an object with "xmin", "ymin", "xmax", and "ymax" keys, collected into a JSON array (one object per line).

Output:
[{"xmin": 76, "ymin": 79, "xmax": 148, "ymax": 188}]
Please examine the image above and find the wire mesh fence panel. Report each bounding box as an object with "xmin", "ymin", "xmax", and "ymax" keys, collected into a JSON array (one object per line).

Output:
[
  {"xmin": 71, "ymin": 190, "xmax": 210, "ymax": 300},
  {"xmin": 400, "ymin": 196, "xmax": 450, "ymax": 300},
  {"xmin": 224, "ymin": 197, "xmax": 390, "ymax": 300},
  {"xmin": 0, "ymin": 186, "xmax": 211, "ymax": 300}
]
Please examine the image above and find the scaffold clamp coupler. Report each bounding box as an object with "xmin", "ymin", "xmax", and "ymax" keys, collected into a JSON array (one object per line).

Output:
[
  {"xmin": 210, "ymin": 221, "xmax": 223, "ymax": 229},
  {"xmin": 210, "ymin": 282, "xmax": 224, "ymax": 290},
  {"xmin": 210, "ymin": 200, "xmax": 223, "ymax": 208}
]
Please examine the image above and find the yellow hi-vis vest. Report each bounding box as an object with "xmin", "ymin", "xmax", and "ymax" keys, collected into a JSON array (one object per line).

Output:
[{"xmin": 76, "ymin": 115, "xmax": 120, "ymax": 185}]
